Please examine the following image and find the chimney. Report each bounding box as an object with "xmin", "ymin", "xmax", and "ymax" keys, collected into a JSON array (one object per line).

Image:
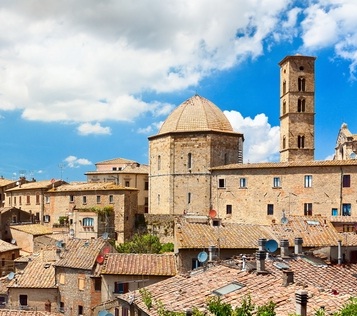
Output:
[
  {"xmin": 208, "ymin": 245, "xmax": 216, "ymax": 262},
  {"xmin": 294, "ymin": 237, "xmax": 303, "ymax": 255},
  {"xmin": 337, "ymin": 240, "xmax": 342, "ymax": 265},
  {"xmin": 258, "ymin": 238, "xmax": 267, "ymax": 251},
  {"xmin": 295, "ymin": 290, "xmax": 308, "ymax": 316},
  {"xmin": 282, "ymin": 270, "xmax": 294, "ymax": 286},
  {"xmin": 256, "ymin": 250, "xmax": 266, "ymax": 273},
  {"xmin": 280, "ymin": 239, "xmax": 290, "ymax": 258}
]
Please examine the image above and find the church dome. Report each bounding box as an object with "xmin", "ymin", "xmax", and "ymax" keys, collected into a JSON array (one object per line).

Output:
[{"xmin": 158, "ymin": 95, "xmax": 233, "ymax": 135}]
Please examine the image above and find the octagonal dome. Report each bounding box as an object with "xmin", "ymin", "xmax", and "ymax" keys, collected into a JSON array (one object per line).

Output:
[{"xmin": 158, "ymin": 95, "xmax": 233, "ymax": 135}]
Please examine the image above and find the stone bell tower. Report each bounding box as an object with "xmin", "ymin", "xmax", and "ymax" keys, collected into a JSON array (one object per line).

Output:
[{"xmin": 279, "ymin": 55, "xmax": 316, "ymax": 162}]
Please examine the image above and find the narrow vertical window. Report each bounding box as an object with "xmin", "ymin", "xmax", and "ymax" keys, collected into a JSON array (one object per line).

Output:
[
  {"xmin": 283, "ymin": 136, "xmax": 286, "ymax": 149},
  {"xmin": 188, "ymin": 153, "xmax": 192, "ymax": 169},
  {"xmin": 304, "ymin": 203, "xmax": 312, "ymax": 216},
  {"xmin": 343, "ymin": 175, "xmax": 351, "ymax": 187},
  {"xmin": 298, "ymin": 77, "xmax": 305, "ymax": 91},
  {"xmin": 283, "ymin": 100, "xmax": 286, "ymax": 114},
  {"xmin": 224, "ymin": 153, "xmax": 228, "ymax": 165},
  {"xmin": 273, "ymin": 177, "xmax": 281, "ymax": 188},
  {"xmin": 304, "ymin": 175, "xmax": 312, "ymax": 188},
  {"xmin": 218, "ymin": 179, "xmax": 225, "ymax": 188},
  {"xmin": 157, "ymin": 194, "xmax": 160, "ymax": 205},
  {"xmin": 187, "ymin": 192, "xmax": 191, "ymax": 204},
  {"xmin": 267, "ymin": 204, "xmax": 274, "ymax": 215},
  {"xmin": 158, "ymin": 155, "xmax": 161, "ymax": 170},
  {"xmin": 36, "ymin": 194, "xmax": 40, "ymax": 205},
  {"xmin": 239, "ymin": 178, "xmax": 247, "ymax": 188},
  {"xmin": 96, "ymin": 195, "xmax": 101, "ymax": 204},
  {"xmin": 342, "ymin": 203, "xmax": 351, "ymax": 216},
  {"xmin": 298, "ymin": 135, "xmax": 305, "ymax": 148},
  {"xmin": 298, "ymin": 98, "xmax": 305, "ymax": 112},
  {"xmin": 283, "ymin": 80, "xmax": 286, "ymax": 94},
  {"xmin": 226, "ymin": 205, "xmax": 232, "ymax": 215},
  {"xmin": 83, "ymin": 196, "xmax": 87, "ymax": 204}
]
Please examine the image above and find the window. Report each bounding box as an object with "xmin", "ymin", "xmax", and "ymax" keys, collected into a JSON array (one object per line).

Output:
[
  {"xmin": 273, "ymin": 177, "xmax": 281, "ymax": 188},
  {"xmin": 112, "ymin": 167, "xmax": 117, "ymax": 171},
  {"xmin": 26, "ymin": 196, "xmax": 30, "ymax": 204},
  {"xmin": 82, "ymin": 217, "xmax": 94, "ymax": 227},
  {"xmin": 96, "ymin": 195, "xmax": 101, "ymax": 203},
  {"xmin": 43, "ymin": 215, "xmax": 50, "ymax": 223},
  {"xmin": 59, "ymin": 302, "xmax": 65, "ymax": 313},
  {"xmin": 332, "ymin": 208, "xmax": 338, "ymax": 216},
  {"xmin": 78, "ymin": 305, "xmax": 83, "ymax": 315},
  {"xmin": 157, "ymin": 194, "xmax": 160, "ymax": 205},
  {"xmin": 19, "ymin": 196, "xmax": 22, "ymax": 205},
  {"xmin": 188, "ymin": 153, "xmax": 192, "ymax": 169},
  {"xmin": 298, "ymin": 77, "xmax": 305, "ymax": 91},
  {"xmin": 144, "ymin": 181, "xmax": 149, "ymax": 190},
  {"xmin": 283, "ymin": 136, "xmax": 286, "ymax": 149},
  {"xmin": 213, "ymin": 282, "xmax": 245, "ymax": 296},
  {"xmin": 343, "ymin": 175, "xmax": 351, "ymax": 187},
  {"xmin": 226, "ymin": 205, "xmax": 232, "ymax": 215},
  {"xmin": 158, "ymin": 155, "xmax": 161, "ymax": 170},
  {"xmin": 297, "ymin": 98, "xmax": 305, "ymax": 112},
  {"xmin": 19, "ymin": 295, "xmax": 27, "ymax": 306},
  {"xmin": 304, "ymin": 175, "xmax": 312, "ymax": 188},
  {"xmin": 267, "ymin": 204, "xmax": 274, "ymax": 215},
  {"xmin": 342, "ymin": 203, "xmax": 351, "ymax": 216},
  {"xmin": 114, "ymin": 282, "xmax": 129, "ymax": 294},
  {"xmin": 82, "ymin": 196, "xmax": 87, "ymax": 204},
  {"xmin": 298, "ymin": 135, "xmax": 305, "ymax": 148},
  {"xmin": 45, "ymin": 196, "xmax": 49, "ymax": 204},
  {"xmin": 192, "ymin": 258, "xmax": 203, "ymax": 269},
  {"xmin": 239, "ymin": 178, "xmax": 247, "ymax": 188},
  {"xmin": 304, "ymin": 203, "xmax": 312, "ymax": 216},
  {"xmin": 69, "ymin": 195, "xmax": 74, "ymax": 203},
  {"xmin": 12, "ymin": 215, "xmax": 17, "ymax": 223},
  {"xmin": 224, "ymin": 153, "xmax": 228, "ymax": 165},
  {"xmin": 78, "ymin": 277, "xmax": 85, "ymax": 291},
  {"xmin": 187, "ymin": 192, "xmax": 191, "ymax": 204},
  {"xmin": 94, "ymin": 278, "xmax": 101, "ymax": 291},
  {"xmin": 283, "ymin": 100, "xmax": 286, "ymax": 114},
  {"xmin": 109, "ymin": 195, "xmax": 114, "ymax": 203},
  {"xmin": 283, "ymin": 80, "xmax": 286, "ymax": 94},
  {"xmin": 218, "ymin": 178, "xmax": 225, "ymax": 188},
  {"xmin": 14, "ymin": 197, "xmax": 16, "ymax": 205},
  {"xmin": 124, "ymin": 181, "xmax": 129, "ymax": 187},
  {"xmin": 2, "ymin": 258, "xmax": 5, "ymax": 267},
  {"xmin": 122, "ymin": 307, "xmax": 129, "ymax": 316},
  {"xmin": 36, "ymin": 194, "xmax": 40, "ymax": 205}
]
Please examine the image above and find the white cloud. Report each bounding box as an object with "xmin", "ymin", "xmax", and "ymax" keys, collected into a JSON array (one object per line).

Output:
[
  {"xmin": 77, "ymin": 123, "xmax": 111, "ymax": 136},
  {"xmin": 64, "ymin": 155, "xmax": 92, "ymax": 168},
  {"xmin": 224, "ymin": 111, "xmax": 280, "ymax": 163}
]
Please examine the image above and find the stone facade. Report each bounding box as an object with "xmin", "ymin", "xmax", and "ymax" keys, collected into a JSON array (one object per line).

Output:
[{"xmin": 334, "ymin": 123, "xmax": 357, "ymax": 160}]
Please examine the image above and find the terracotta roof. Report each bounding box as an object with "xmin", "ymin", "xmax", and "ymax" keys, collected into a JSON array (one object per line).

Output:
[
  {"xmin": 48, "ymin": 182, "xmax": 137, "ymax": 192},
  {"xmin": 54, "ymin": 238, "xmax": 109, "ymax": 270},
  {"xmin": 211, "ymin": 158, "xmax": 357, "ymax": 170},
  {"xmin": 10, "ymin": 224, "xmax": 53, "ymax": 236},
  {"xmin": 0, "ymin": 239, "xmax": 20, "ymax": 252},
  {"xmin": 329, "ymin": 216, "xmax": 357, "ymax": 223},
  {"xmin": 96, "ymin": 157, "xmax": 137, "ymax": 165},
  {"xmin": 0, "ymin": 178, "xmax": 15, "ymax": 186},
  {"xmin": 176, "ymin": 216, "xmax": 341, "ymax": 249},
  {"xmin": 8, "ymin": 253, "xmax": 56, "ymax": 289},
  {"xmin": 5, "ymin": 180, "xmax": 64, "ymax": 192},
  {"xmin": 101, "ymin": 253, "xmax": 177, "ymax": 276},
  {"xmin": 0, "ymin": 312, "xmax": 61, "ymax": 316},
  {"xmin": 158, "ymin": 95, "xmax": 235, "ymax": 135},
  {"xmin": 119, "ymin": 256, "xmax": 355, "ymax": 316}
]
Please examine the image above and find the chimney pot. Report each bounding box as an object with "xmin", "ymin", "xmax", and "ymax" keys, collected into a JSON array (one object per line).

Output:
[
  {"xmin": 282, "ymin": 270, "xmax": 294, "ymax": 286},
  {"xmin": 280, "ymin": 239, "xmax": 290, "ymax": 258},
  {"xmin": 256, "ymin": 250, "xmax": 266, "ymax": 273},
  {"xmin": 258, "ymin": 238, "xmax": 267, "ymax": 251},
  {"xmin": 295, "ymin": 290, "xmax": 308, "ymax": 316},
  {"xmin": 294, "ymin": 237, "xmax": 303, "ymax": 255}
]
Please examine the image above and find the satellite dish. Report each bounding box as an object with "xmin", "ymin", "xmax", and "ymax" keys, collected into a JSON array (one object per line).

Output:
[
  {"xmin": 350, "ymin": 152, "xmax": 357, "ymax": 159},
  {"xmin": 209, "ymin": 209, "xmax": 217, "ymax": 218},
  {"xmin": 265, "ymin": 239, "xmax": 278, "ymax": 253},
  {"xmin": 106, "ymin": 313, "xmax": 114, "ymax": 316},
  {"xmin": 102, "ymin": 232, "xmax": 109, "ymax": 240},
  {"xmin": 102, "ymin": 246, "xmax": 110, "ymax": 255},
  {"xmin": 98, "ymin": 310, "xmax": 108, "ymax": 316},
  {"xmin": 11, "ymin": 239, "xmax": 16, "ymax": 245},
  {"xmin": 7, "ymin": 272, "xmax": 15, "ymax": 280},
  {"xmin": 96, "ymin": 254, "xmax": 104, "ymax": 264},
  {"xmin": 281, "ymin": 216, "xmax": 289, "ymax": 225},
  {"xmin": 197, "ymin": 251, "xmax": 208, "ymax": 263},
  {"xmin": 56, "ymin": 241, "xmax": 63, "ymax": 248}
]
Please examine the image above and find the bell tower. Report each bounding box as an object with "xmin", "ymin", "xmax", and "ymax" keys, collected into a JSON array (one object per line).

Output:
[{"xmin": 279, "ymin": 55, "xmax": 316, "ymax": 162}]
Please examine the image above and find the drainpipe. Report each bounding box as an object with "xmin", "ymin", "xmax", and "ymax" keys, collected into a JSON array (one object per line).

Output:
[{"xmin": 338, "ymin": 240, "xmax": 342, "ymax": 265}]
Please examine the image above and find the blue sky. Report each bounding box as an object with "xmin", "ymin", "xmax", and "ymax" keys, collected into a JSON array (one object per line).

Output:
[{"xmin": 1, "ymin": 0, "xmax": 357, "ymax": 182}]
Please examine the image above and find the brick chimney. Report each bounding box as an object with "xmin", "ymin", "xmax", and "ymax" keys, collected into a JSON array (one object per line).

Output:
[
  {"xmin": 282, "ymin": 270, "xmax": 294, "ymax": 286},
  {"xmin": 256, "ymin": 250, "xmax": 266, "ymax": 273},
  {"xmin": 294, "ymin": 237, "xmax": 303, "ymax": 255},
  {"xmin": 295, "ymin": 290, "xmax": 308, "ymax": 316},
  {"xmin": 280, "ymin": 239, "xmax": 290, "ymax": 258}
]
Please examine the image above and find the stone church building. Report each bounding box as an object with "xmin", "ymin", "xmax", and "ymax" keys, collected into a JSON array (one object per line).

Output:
[{"xmin": 148, "ymin": 54, "xmax": 357, "ymax": 225}]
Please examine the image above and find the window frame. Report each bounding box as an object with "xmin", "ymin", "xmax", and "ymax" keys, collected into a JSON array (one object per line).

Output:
[
  {"xmin": 218, "ymin": 178, "xmax": 225, "ymax": 188},
  {"xmin": 304, "ymin": 175, "xmax": 312, "ymax": 188},
  {"xmin": 267, "ymin": 204, "xmax": 274, "ymax": 215},
  {"xmin": 273, "ymin": 177, "xmax": 281, "ymax": 188},
  {"xmin": 304, "ymin": 203, "xmax": 313, "ymax": 216},
  {"xmin": 343, "ymin": 174, "xmax": 351, "ymax": 188},
  {"xmin": 226, "ymin": 204, "xmax": 232, "ymax": 215},
  {"xmin": 239, "ymin": 178, "xmax": 247, "ymax": 188}
]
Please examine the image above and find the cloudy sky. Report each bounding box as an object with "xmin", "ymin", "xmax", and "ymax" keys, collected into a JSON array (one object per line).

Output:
[{"xmin": 1, "ymin": 0, "xmax": 357, "ymax": 181}]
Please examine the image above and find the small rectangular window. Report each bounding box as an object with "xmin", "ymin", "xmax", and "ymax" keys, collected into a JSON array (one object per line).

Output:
[
  {"xmin": 94, "ymin": 278, "xmax": 101, "ymax": 291},
  {"xmin": 267, "ymin": 204, "xmax": 274, "ymax": 215},
  {"xmin": 304, "ymin": 203, "xmax": 312, "ymax": 216},
  {"xmin": 19, "ymin": 294, "xmax": 27, "ymax": 306},
  {"xmin": 273, "ymin": 177, "xmax": 281, "ymax": 188},
  {"xmin": 144, "ymin": 181, "xmax": 149, "ymax": 190},
  {"xmin": 83, "ymin": 196, "xmax": 87, "ymax": 204},
  {"xmin": 331, "ymin": 208, "xmax": 338, "ymax": 216},
  {"xmin": 304, "ymin": 175, "xmax": 312, "ymax": 188},
  {"xmin": 218, "ymin": 179, "xmax": 225, "ymax": 188},
  {"xmin": 109, "ymin": 195, "xmax": 114, "ymax": 203},
  {"xmin": 239, "ymin": 178, "xmax": 247, "ymax": 188},
  {"xmin": 43, "ymin": 215, "xmax": 51, "ymax": 223},
  {"xmin": 226, "ymin": 205, "xmax": 232, "ymax": 215},
  {"xmin": 26, "ymin": 196, "xmax": 30, "ymax": 204},
  {"xmin": 342, "ymin": 203, "xmax": 351, "ymax": 216},
  {"xmin": 125, "ymin": 181, "xmax": 130, "ymax": 187},
  {"xmin": 45, "ymin": 196, "xmax": 49, "ymax": 204},
  {"xmin": 96, "ymin": 195, "xmax": 101, "ymax": 204},
  {"xmin": 187, "ymin": 192, "xmax": 191, "ymax": 204},
  {"xmin": 78, "ymin": 305, "xmax": 84, "ymax": 315},
  {"xmin": 82, "ymin": 217, "xmax": 94, "ymax": 227},
  {"xmin": 36, "ymin": 194, "xmax": 40, "ymax": 205},
  {"xmin": 343, "ymin": 175, "xmax": 351, "ymax": 187},
  {"xmin": 114, "ymin": 282, "xmax": 129, "ymax": 294},
  {"xmin": 69, "ymin": 195, "xmax": 74, "ymax": 203}
]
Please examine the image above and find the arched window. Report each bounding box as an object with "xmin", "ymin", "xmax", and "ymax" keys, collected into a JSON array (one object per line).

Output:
[
  {"xmin": 298, "ymin": 77, "xmax": 305, "ymax": 92},
  {"xmin": 224, "ymin": 153, "xmax": 228, "ymax": 165},
  {"xmin": 187, "ymin": 153, "xmax": 192, "ymax": 169},
  {"xmin": 283, "ymin": 136, "xmax": 286, "ymax": 149},
  {"xmin": 297, "ymin": 98, "xmax": 305, "ymax": 112},
  {"xmin": 298, "ymin": 135, "xmax": 305, "ymax": 148},
  {"xmin": 158, "ymin": 155, "xmax": 161, "ymax": 170}
]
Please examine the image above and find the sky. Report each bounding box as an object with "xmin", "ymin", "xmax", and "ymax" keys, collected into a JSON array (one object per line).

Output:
[{"xmin": 1, "ymin": 0, "xmax": 357, "ymax": 182}]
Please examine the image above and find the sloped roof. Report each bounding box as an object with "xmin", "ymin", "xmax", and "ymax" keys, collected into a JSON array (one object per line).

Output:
[
  {"xmin": 158, "ymin": 95, "xmax": 234, "ymax": 135},
  {"xmin": 54, "ymin": 238, "xmax": 109, "ymax": 270},
  {"xmin": 119, "ymin": 256, "xmax": 356, "ymax": 316},
  {"xmin": 100, "ymin": 253, "xmax": 177, "ymax": 276},
  {"xmin": 176, "ymin": 216, "xmax": 341, "ymax": 249},
  {"xmin": 0, "ymin": 239, "xmax": 20, "ymax": 252},
  {"xmin": 47, "ymin": 182, "xmax": 137, "ymax": 192},
  {"xmin": 0, "ymin": 311, "xmax": 62, "ymax": 315},
  {"xmin": 10, "ymin": 224, "xmax": 53, "ymax": 236},
  {"xmin": 5, "ymin": 180, "xmax": 64, "ymax": 192}
]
